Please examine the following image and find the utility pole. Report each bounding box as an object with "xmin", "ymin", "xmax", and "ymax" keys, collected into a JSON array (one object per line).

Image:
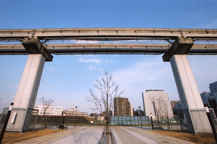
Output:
[
  {"xmin": 74, "ymin": 106, "xmax": 77, "ymax": 127},
  {"xmin": 150, "ymin": 113, "xmax": 154, "ymax": 130},
  {"xmin": 139, "ymin": 106, "xmax": 142, "ymax": 128}
]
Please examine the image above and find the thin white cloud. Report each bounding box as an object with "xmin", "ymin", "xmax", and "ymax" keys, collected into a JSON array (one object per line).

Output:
[
  {"xmin": 112, "ymin": 57, "xmax": 173, "ymax": 88},
  {"xmin": 104, "ymin": 60, "xmax": 116, "ymax": 63},
  {"xmin": 108, "ymin": 56, "xmax": 178, "ymax": 109},
  {"xmin": 108, "ymin": 55, "xmax": 217, "ymax": 110},
  {"xmin": 76, "ymin": 40, "xmax": 99, "ymax": 43},
  {"xmin": 49, "ymin": 67, "xmax": 54, "ymax": 71},
  {"xmin": 194, "ymin": 18, "xmax": 217, "ymax": 29},
  {"xmin": 88, "ymin": 66, "xmax": 97, "ymax": 71},
  {"xmin": 79, "ymin": 58, "xmax": 102, "ymax": 63}
]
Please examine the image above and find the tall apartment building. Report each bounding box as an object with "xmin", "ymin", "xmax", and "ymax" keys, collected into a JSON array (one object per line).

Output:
[
  {"xmin": 142, "ymin": 90, "xmax": 173, "ymax": 119},
  {"xmin": 34, "ymin": 105, "xmax": 62, "ymax": 116},
  {"xmin": 114, "ymin": 97, "xmax": 132, "ymax": 116}
]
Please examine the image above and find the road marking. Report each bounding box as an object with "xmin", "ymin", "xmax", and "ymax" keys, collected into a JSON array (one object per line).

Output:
[
  {"xmin": 121, "ymin": 127, "xmax": 158, "ymax": 144},
  {"xmin": 111, "ymin": 128, "xmax": 123, "ymax": 144}
]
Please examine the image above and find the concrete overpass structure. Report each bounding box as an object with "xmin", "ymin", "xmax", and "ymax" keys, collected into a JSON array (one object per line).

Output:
[{"xmin": 0, "ymin": 28, "xmax": 217, "ymax": 133}]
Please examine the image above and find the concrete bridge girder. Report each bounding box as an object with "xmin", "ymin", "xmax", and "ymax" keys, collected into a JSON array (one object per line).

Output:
[
  {"xmin": 0, "ymin": 28, "xmax": 217, "ymax": 41},
  {"xmin": 0, "ymin": 43, "xmax": 217, "ymax": 55}
]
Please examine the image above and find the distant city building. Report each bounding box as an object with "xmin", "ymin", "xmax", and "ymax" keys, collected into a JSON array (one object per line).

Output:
[
  {"xmin": 209, "ymin": 81, "xmax": 217, "ymax": 105},
  {"xmin": 209, "ymin": 81, "xmax": 217, "ymax": 94},
  {"xmin": 96, "ymin": 115, "xmax": 105, "ymax": 121},
  {"xmin": 213, "ymin": 92, "xmax": 217, "ymax": 104},
  {"xmin": 114, "ymin": 97, "xmax": 131, "ymax": 116},
  {"xmin": 200, "ymin": 92, "xmax": 212, "ymax": 107},
  {"xmin": 63, "ymin": 107, "xmax": 88, "ymax": 116},
  {"xmin": 175, "ymin": 102, "xmax": 182, "ymax": 111},
  {"xmin": 134, "ymin": 109, "xmax": 145, "ymax": 116},
  {"xmin": 171, "ymin": 101, "xmax": 180, "ymax": 116},
  {"xmin": 171, "ymin": 101, "xmax": 180, "ymax": 110},
  {"xmin": 34, "ymin": 105, "xmax": 62, "ymax": 116},
  {"xmin": 142, "ymin": 90, "xmax": 173, "ymax": 119},
  {"xmin": 90, "ymin": 113, "xmax": 98, "ymax": 117},
  {"xmin": 172, "ymin": 102, "xmax": 183, "ymax": 118}
]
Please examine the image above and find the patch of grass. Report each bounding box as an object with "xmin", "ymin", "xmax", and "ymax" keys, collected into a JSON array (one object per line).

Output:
[
  {"xmin": 1, "ymin": 129, "xmax": 62, "ymax": 144},
  {"xmin": 154, "ymin": 130, "xmax": 216, "ymax": 144}
]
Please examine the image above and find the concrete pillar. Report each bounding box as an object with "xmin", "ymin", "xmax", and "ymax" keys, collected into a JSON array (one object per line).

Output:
[
  {"xmin": 170, "ymin": 54, "xmax": 212, "ymax": 133},
  {"xmin": 7, "ymin": 54, "xmax": 45, "ymax": 131}
]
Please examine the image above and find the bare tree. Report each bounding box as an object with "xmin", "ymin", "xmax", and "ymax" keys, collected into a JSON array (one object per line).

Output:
[
  {"xmin": 149, "ymin": 96, "xmax": 164, "ymax": 127},
  {"xmin": 161, "ymin": 101, "xmax": 173, "ymax": 130},
  {"xmin": 39, "ymin": 97, "xmax": 54, "ymax": 129},
  {"xmin": 86, "ymin": 71, "xmax": 124, "ymax": 143},
  {"xmin": 149, "ymin": 95, "xmax": 173, "ymax": 129}
]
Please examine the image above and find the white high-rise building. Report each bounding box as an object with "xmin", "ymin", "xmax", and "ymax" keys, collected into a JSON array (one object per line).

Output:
[{"xmin": 142, "ymin": 90, "xmax": 173, "ymax": 119}]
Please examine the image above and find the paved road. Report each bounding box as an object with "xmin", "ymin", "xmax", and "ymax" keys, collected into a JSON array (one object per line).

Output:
[{"xmin": 16, "ymin": 126, "xmax": 194, "ymax": 144}]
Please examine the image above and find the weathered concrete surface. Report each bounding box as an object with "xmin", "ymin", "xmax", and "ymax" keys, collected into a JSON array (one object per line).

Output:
[
  {"xmin": 1, "ymin": 43, "xmax": 217, "ymax": 55},
  {"xmin": 0, "ymin": 28, "xmax": 217, "ymax": 41},
  {"xmin": 22, "ymin": 38, "xmax": 53, "ymax": 61},
  {"xmin": 163, "ymin": 38, "xmax": 194, "ymax": 61}
]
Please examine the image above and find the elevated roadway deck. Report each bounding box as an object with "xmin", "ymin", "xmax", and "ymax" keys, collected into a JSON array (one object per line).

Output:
[{"xmin": 0, "ymin": 43, "xmax": 217, "ymax": 55}]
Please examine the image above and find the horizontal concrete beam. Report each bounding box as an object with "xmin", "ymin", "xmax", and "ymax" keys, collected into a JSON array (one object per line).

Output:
[
  {"xmin": 0, "ymin": 28, "xmax": 217, "ymax": 42},
  {"xmin": 22, "ymin": 38, "xmax": 53, "ymax": 61},
  {"xmin": 163, "ymin": 38, "xmax": 194, "ymax": 62},
  {"xmin": 0, "ymin": 43, "xmax": 217, "ymax": 55}
]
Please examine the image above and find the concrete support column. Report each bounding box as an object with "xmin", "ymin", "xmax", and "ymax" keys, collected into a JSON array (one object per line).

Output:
[
  {"xmin": 7, "ymin": 54, "xmax": 45, "ymax": 131},
  {"xmin": 170, "ymin": 54, "xmax": 212, "ymax": 133}
]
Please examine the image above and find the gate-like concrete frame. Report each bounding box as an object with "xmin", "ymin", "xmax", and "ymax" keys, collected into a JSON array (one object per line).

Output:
[{"xmin": 1, "ymin": 28, "xmax": 216, "ymax": 133}]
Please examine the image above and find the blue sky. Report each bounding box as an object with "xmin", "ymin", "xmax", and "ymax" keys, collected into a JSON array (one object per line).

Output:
[{"xmin": 0, "ymin": 0, "xmax": 217, "ymax": 114}]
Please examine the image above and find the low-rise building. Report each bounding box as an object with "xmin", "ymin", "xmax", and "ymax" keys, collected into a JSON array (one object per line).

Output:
[
  {"xmin": 34, "ymin": 105, "xmax": 62, "ymax": 116},
  {"xmin": 63, "ymin": 107, "xmax": 88, "ymax": 116}
]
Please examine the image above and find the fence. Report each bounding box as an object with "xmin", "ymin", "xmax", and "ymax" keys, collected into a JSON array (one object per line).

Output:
[
  {"xmin": 110, "ymin": 116, "xmax": 149, "ymax": 125},
  {"xmin": 2, "ymin": 108, "xmax": 217, "ymax": 131}
]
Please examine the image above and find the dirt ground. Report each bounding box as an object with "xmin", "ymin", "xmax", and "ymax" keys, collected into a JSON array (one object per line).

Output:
[
  {"xmin": 0, "ymin": 128, "xmax": 216, "ymax": 144},
  {"xmin": 1, "ymin": 129, "xmax": 62, "ymax": 144},
  {"xmin": 154, "ymin": 130, "xmax": 216, "ymax": 144}
]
